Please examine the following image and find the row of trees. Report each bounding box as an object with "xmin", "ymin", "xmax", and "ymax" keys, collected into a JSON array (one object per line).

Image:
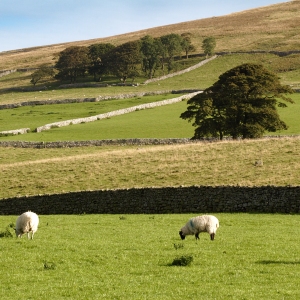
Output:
[
  {"xmin": 30, "ymin": 37, "xmax": 293, "ymax": 139},
  {"xmin": 31, "ymin": 34, "xmax": 216, "ymax": 85}
]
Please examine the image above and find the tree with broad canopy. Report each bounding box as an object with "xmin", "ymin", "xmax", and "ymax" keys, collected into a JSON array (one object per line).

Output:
[
  {"xmin": 202, "ymin": 36, "xmax": 216, "ymax": 58},
  {"xmin": 88, "ymin": 43, "xmax": 115, "ymax": 81},
  {"xmin": 104, "ymin": 41, "xmax": 141, "ymax": 83},
  {"xmin": 140, "ymin": 35, "xmax": 161, "ymax": 79},
  {"xmin": 180, "ymin": 63, "xmax": 294, "ymax": 140},
  {"xmin": 55, "ymin": 46, "xmax": 90, "ymax": 83},
  {"xmin": 30, "ymin": 64, "xmax": 54, "ymax": 86}
]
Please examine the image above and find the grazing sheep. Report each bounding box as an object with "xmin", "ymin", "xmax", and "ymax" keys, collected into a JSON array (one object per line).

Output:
[
  {"xmin": 15, "ymin": 211, "xmax": 39, "ymax": 239},
  {"xmin": 179, "ymin": 215, "xmax": 219, "ymax": 241}
]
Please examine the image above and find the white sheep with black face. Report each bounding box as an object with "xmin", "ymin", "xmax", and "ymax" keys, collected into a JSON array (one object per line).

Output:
[
  {"xmin": 15, "ymin": 211, "xmax": 39, "ymax": 239},
  {"xmin": 179, "ymin": 215, "xmax": 219, "ymax": 241}
]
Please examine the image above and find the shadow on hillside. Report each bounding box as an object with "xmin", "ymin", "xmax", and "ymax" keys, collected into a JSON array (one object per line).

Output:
[{"xmin": 256, "ymin": 260, "xmax": 300, "ymax": 265}]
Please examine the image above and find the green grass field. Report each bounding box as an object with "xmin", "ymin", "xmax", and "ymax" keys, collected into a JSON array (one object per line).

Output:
[
  {"xmin": 1, "ymin": 213, "xmax": 300, "ymax": 300},
  {"xmin": 0, "ymin": 93, "xmax": 184, "ymax": 133},
  {"xmin": 1, "ymin": 93, "xmax": 299, "ymax": 142}
]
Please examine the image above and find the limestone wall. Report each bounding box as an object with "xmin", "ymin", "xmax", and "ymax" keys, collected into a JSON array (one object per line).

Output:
[{"xmin": 35, "ymin": 92, "xmax": 201, "ymax": 132}]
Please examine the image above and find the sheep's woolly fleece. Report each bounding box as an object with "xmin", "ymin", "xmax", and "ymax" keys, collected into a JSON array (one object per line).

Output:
[
  {"xmin": 15, "ymin": 211, "xmax": 39, "ymax": 239},
  {"xmin": 179, "ymin": 215, "xmax": 219, "ymax": 240}
]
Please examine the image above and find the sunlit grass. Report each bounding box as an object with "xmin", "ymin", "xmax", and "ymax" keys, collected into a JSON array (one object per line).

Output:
[
  {"xmin": 1, "ymin": 92, "xmax": 299, "ymax": 142},
  {"xmin": 0, "ymin": 93, "xmax": 183, "ymax": 132},
  {"xmin": 1, "ymin": 213, "xmax": 300, "ymax": 299},
  {"xmin": 0, "ymin": 137, "xmax": 300, "ymax": 199}
]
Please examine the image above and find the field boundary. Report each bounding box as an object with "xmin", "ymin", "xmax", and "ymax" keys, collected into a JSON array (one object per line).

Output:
[
  {"xmin": 0, "ymin": 91, "xmax": 201, "ymax": 135},
  {"xmin": 0, "ymin": 135, "xmax": 299, "ymax": 148},
  {"xmin": 0, "ymin": 185, "xmax": 299, "ymax": 214},
  {"xmin": 144, "ymin": 55, "xmax": 218, "ymax": 83},
  {"xmin": 35, "ymin": 91, "xmax": 201, "ymax": 132}
]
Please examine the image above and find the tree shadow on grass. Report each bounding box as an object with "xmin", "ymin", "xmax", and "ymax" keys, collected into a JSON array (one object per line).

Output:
[{"xmin": 256, "ymin": 260, "xmax": 300, "ymax": 265}]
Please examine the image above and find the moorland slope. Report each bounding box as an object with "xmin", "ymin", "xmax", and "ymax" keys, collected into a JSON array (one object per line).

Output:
[{"xmin": 0, "ymin": 1, "xmax": 300, "ymax": 70}]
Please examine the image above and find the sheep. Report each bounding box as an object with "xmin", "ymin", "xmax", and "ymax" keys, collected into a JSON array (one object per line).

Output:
[
  {"xmin": 15, "ymin": 211, "xmax": 39, "ymax": 239},
  {"xmin": 179, "ymin": 215, "xmax": 219, "ymax": 241}
]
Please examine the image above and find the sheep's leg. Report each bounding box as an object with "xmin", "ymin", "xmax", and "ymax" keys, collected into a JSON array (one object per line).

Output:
[
  {"xmin": 210, "ymin": 233, "xmax": 215, "ymax": 241},
  {"xmin": 195, "ymin": 233, "xmax": 199, "ymax": 240}
]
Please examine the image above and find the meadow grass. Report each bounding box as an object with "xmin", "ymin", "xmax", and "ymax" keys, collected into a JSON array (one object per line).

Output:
[
  {"xmin": 0, "ymin": 93, "xmax": 183, "ymax": 132},
  {"xmin": 1, "ymin": 137, "xmax": 300, "ymax": 199},
  {"xmin": 0, "ymin": 213, "xmax": 300, "ymax": 300}
]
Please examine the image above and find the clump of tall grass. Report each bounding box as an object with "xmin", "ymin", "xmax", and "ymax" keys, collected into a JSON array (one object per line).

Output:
[
  {"xmin": 171, "ymin": 255, "xmax": 193, "ymax": 266},
  {"xmin": 173, "ymin": 243, "xmax": 184, "ymax": 250},
  {"xmin": 43, "ymin": 261, "xmax": 56, "ymax": 270},
  {"xmin": 0, "ymin": 223, "xmax": 15, "ymax": 238}
]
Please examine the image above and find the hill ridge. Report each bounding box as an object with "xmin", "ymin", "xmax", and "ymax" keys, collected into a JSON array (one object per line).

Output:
[{"xmin": 1, "ymin": 1, "xmax": 300, "ymax": 69}]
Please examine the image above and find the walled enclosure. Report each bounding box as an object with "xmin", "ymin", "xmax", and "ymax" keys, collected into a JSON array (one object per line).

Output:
[{"xmin": 0, "ymin": 186, "xmax": 299, "ymax": 215}]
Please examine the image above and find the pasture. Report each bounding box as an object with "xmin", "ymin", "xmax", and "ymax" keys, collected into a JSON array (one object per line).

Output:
[
  {"xmin": 0, "ymin": 93, "xmax": 184, "ymax": 133},
  {"xmin": 1, "ymin": 137, "xmax": 300, "ymax": 200},
  {"xmin": 1, "ymin": 213, "xmax": 300, "ymax": 299},
  {"xmin": 0, "ymin": 92, "xmax": 299, "ymax": 142}
]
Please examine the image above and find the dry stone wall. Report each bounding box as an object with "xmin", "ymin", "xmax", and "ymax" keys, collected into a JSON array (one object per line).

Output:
[
  {"xmin": 0, "ymin": 69, "xmax": 17, "ymax": 78},
  {"xmin": 35, "ymin": 92, "xmax": 201, "ymax": 132},
  {"xmin": 144, "ymin": 55, "xmax": 218, "ymax": 84},
  {"xmin": 0, "ymin": 128, "xmax": 30, "ymax": 136},
  {"xmin": 0, "ymin": 185, "xmax": 299, "ymax": 215}
]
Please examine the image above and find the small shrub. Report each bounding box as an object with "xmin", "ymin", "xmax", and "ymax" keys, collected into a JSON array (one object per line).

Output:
[
  {"xmin": 173, "ymin": 243, "xmax": 184, "ymax": 250},
  {"xmin": 0, "ymin": 223, "xmax": 15, "ymax": 238},
  {"xmin": 171, "ymin": 255, "xmax": 193, "ymax": 266},
  {"xmin": 43, "ymin": 261, "xmax": 56, "ymax": 270}
]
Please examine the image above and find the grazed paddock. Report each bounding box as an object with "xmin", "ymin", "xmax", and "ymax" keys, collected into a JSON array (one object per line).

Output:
[{"xmin": 0, "ymin": 213, "xmax": 300, "ymax": 300}]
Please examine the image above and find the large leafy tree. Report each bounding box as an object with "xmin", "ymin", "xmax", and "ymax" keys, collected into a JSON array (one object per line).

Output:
[
  {"xmin": 104, "ymin": 41, "xmax": 141, "ymax": 83},
  {"xmin": 202, "ymin": 36, "xmax": 216, "ymax": 58},
  {"xmin": 181, "ymin": 33, "xmax": 196, "ymax": 59},
  {"xmin": 55, "ymin": 46, "xmax": 91, "ymax": 83},
  {"xmin": 30, "ymin": 64, "xmax": 54, "ymax": 86},
  {"xmin": 140, "ymin": 35, "xmax": 161, "ymax": 79},
  {"xmin": 180, "ymin": 63, "xmax": 294, "ymax": 140},
  {"xmin": 159, "ymin": 33, "xmax": 183, "ymax": 74},
  {"xmin": 88, "ymin": 43, "xmax": 115, "ymax": 81}
]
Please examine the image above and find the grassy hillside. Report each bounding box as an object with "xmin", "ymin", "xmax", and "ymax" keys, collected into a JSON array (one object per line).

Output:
[
  {"xmin": 0, "ymin": 2, "xmax": 300, "ymax": 200},
  {"xmin": 1, "ymin": 137, "xmax": 300, "ymax": 199},
  {"xmin": 1, "ymin": 53, "xmax": 299, "ymax": 106},
  {"xmin": 0, "ymin": 1, "xmax": 300, "ymax": 70}
]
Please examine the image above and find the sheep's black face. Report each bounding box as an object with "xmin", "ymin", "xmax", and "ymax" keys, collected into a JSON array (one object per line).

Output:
[{"xmin": 179, "ymin": 231, "xmax": 185, "ymax": 240}]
